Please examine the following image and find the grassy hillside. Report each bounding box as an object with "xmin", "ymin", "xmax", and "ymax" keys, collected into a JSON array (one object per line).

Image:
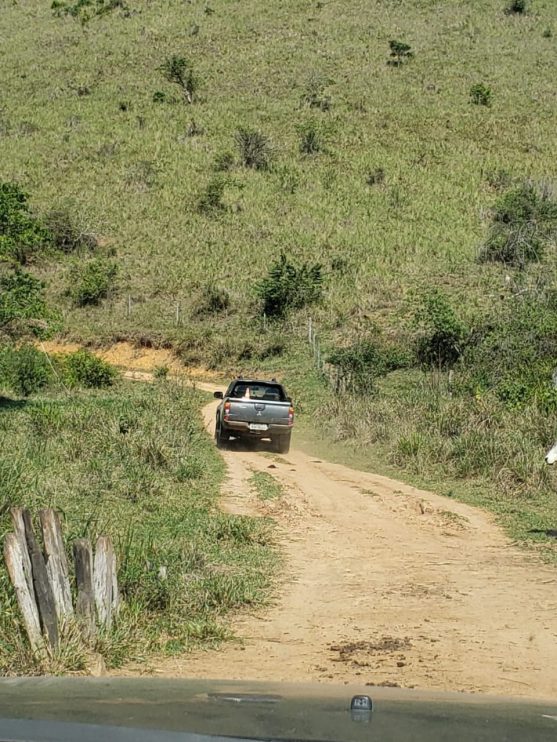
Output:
[{"xmin": 1, "ymin": 0, "xmax": 556, "ymax": 345}]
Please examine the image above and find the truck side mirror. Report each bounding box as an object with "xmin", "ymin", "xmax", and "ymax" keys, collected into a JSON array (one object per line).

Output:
[{"xmin": 213, "ymin": 391, "xmax": 224, "ymax": 399}]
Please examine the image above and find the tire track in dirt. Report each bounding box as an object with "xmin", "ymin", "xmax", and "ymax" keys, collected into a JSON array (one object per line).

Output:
[{"xmin": 43, "ymin": 343, "xmax": 557, "ymax": 698}]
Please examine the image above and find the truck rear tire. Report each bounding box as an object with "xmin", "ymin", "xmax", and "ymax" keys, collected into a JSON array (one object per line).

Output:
[
  {"xmin": 274, "ymin": 434, "xmax": 291, "ymax": 454},
  {"xmin": 215, "ymin": 421, "xmax": 229, "ymax": 450}
]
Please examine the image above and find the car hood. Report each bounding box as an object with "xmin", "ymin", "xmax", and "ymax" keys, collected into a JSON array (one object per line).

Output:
[{"xmin": 0, "ymin": 678, "xmax": 556, "ymax": 742}]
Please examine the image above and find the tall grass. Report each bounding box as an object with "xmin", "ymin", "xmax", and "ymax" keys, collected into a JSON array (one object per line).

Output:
[{"xmin": 0, "ymin": 381, "xmax": 276, "ymax": 674}]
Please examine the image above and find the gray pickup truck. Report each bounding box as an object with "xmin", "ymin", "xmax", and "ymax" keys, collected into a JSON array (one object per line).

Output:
[{"xmin": 214, "ymin": 378, "xmax": 294, "ymax": 453}]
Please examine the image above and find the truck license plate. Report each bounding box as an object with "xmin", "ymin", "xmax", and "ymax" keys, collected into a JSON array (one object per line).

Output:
[{"xmin": 249, "ymin": 423, "xmax": 268, "ymax": 431}]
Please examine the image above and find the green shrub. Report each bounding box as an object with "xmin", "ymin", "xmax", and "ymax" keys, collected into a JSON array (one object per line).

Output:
[
  {"xmin": 51, "ymin": 0, "xmax": 127, "ymax": 22},
  {"xmin": 67, "ymin": 258, "xmax": 117, "ymax": 306},
  {"xmin": 505, "ymin": 0, "xmax": 528, "ymax": 14},
  {"xmin": 197, "ymin": 177, "xmax": 227, "ymax": 214},
  {"xmin": 470, "ymin": 83, "xmax": 493, "ymax": 107},
  {"xmin": 366, "ymin": 167, "xmax": 385, "ymax": 186},
  {"xmin": 256, "ymin": 252, "xmax": 323, "ymax": 318},
  {"xmin": 328, "ymin": 338, "xmax": 410, "ymax": 393},
  {"xmin": 462, "ymin": 296, "xmax": 557, "ymax": 408},
  {"xmin": 152, "ymin": 90, "xmax": 169, "ymax": 103},
  {"xmin": 194, "ymin": 285, "xmax": 230, "ymax": 316},
  {"xmin": 213, "ymin": 151, "xmax": 235, "ymax": 172},
  {"xmin": 298, "ymin": 120, "xmax": 324, "ymax": 155},
  {"xmin": 234, "ymin": 128, "xmax": 272, "ymax": 170},
  {"xmin": 388, "ymin": 40, "xmax": 413, "ymax": 66},
  {"xmin": 43, "ymin": 208, "xmax": 97, "ymax": 253},
  {"xmin": 0, "ymin": 269, "xmax": 55, "ymax": 339},
  {"xmin": 153, "ymin": 365, "xmax": 169, "ymax": 380},
  {"xmin": 159, "ymin": 55, "xmax": 199, "ymax": 104},
  {"xmin": 63, "ymin": 349, "xmax": 117, "ymax": 388},
  {"xmin": 0, "ymin": 344, "xmax": 51, "ymax": 396},
  {"xmin": 0, "ymin": 182, "xmax": 51, "ymax": 265},
  {"xmin": 479, "ymin": 182, "xmax": 557, "ymax": 267},
  {"xmin": 414, "ymin": 289, "xmax": 467, "ymax": 369}
]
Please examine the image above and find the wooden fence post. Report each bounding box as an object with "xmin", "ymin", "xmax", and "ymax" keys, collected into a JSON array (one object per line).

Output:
[
  {"xmin": 73, "ymin": 539, "xmax": 96, "ymax": 640},
  {"xmin": 11, "ymin": 508, "xmax": 34, "ymax": 599},
  {"xmin": 22, "ymin": 510, "xmax": 58, "ymax": 650},
  {"xmin": 40, "ymin": 509, "xmax": 73, "ymax": 622},
  {"xmin": 94, "ymin": 536, "xmax": 115, "ymax": 630},
  {"xmin": 3, "ymin": 534, "xmax": 43, "ymax": 654}
]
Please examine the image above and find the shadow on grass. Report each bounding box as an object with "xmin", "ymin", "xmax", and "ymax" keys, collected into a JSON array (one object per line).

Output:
[{"xmin": 528, "ymin": 528, "xmax": 557, "ymax": 540}]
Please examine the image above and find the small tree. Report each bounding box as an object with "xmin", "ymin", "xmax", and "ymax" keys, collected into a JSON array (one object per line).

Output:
[
  {"xmin": 470, "ymin": 83, "xmax": 493, "ymax": 107},
  {"xmin": 256, "ymin": 252, "xmax": 323, "ymax": 318},
  {"xmin": 234, "ymin": 128, "xmax": 272, "ymax": 170},
  {"xmin": 67, "ymin": 258, "xmax": 117, "ymax": 306},
  {"xmin": 414, "ymin": 289, "xmax": 466, "ymax": 369},
  {"xmin": 160, "ymin": 55, "xmax": 199, "ymax": 104},
  {"xmin": 388, "ymin": 40, "xmax": 413, "ymax": 66},
  {"xmin": 0, "ymin": 269, "xmax": 56, "ymax": 339},
  {"xmin": 0, "ymin": 182, "xmax": 51, "ymax": 265}
]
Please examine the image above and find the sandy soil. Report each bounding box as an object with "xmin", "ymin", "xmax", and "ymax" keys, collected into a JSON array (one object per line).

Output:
[{"xmin": 43, "ymin": 342, "xmax": 557, "ymax": 698}]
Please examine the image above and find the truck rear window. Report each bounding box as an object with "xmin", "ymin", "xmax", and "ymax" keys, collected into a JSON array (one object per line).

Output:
[{"xmin": 230, "ymin": 383, "xmax": 286, "ymax": 401}]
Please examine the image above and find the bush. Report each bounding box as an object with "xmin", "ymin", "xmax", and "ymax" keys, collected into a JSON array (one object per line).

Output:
[
  {"xmin": 52, "ymin": 0, "xmax": 127, "ymax": 21},
  {"xmin": 299, "ymin": 120, "xmax": 324, "ymax": 155},
  {"xmin": 505, "ymin": 0, "xmax": 528, "ymax": 14},
  {"xmin": 470, "ymin": 83, "xmax": 493, "ymax": 107},
  {"xmin": 197, "ymin": 177, "xmax": 227, "ymax": 214},
  {"xmin": 366, "ymin": 166, "xmax": 385, "ymax": 186},
  {"xmin": 153, "ymin": 365, "xmax": 169, "ymax": 380},
  {"xmin": 256, "ymin": 252, "xmax": 323, "ymax": 318},
  {"xmin": 213, "ymin": 151, "xmax": 235, "ymax": 172},
  {"xmin": 0, "ymin": 182, "xmax": 51, "ymax": 265},
  {"xmin": 63, "ymin": 349, "xmax": 117, "ymax": 388},
  {"xmin": 328, "ymin": 338, "xmax": 410, "ymax": 393},
  {"xmin": 462, "ymin": 296, "xmax": 557, "ymax": 409},
  {"xmin": 159, "ymin": 55, "xmax": 199, "ymax": 104},
  {"xmin": 234, "ymin": 128, "xmax": 272, "ymax": 170},
  {"xmin": 414, "ymin": 289, "xmax": 467, "ymax": 369},
  {"xmin": 194, "ymin": 285, "xmax": 230, "ymax": 316},
  {"xmin": 0, "ymin": 269, "xmax": 55, "ymax": 339},
  {"xmin": 67, "ymin": 258, "xmax": 117, "ymax": 306},
  {"xmin": 0, "ymin": 344, "xmax": 51, "ymax": 396},
  {"xmin": 479, "ymin": 182, "xmax": 557, "ymax": 268},
  {"xmin": 43, "ymin": 208, "xmax": 97, "ymax": 253},
  {"xmin": 388, "ymin": 40, "xmax": 413, "ymax": 66}
]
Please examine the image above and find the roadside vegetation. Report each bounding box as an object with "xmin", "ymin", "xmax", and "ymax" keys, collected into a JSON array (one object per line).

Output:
[{"xmin": 0, "ymin": 378, "xmax": 275, "ymax": 674}]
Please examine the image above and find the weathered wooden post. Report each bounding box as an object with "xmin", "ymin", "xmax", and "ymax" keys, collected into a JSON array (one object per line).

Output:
[
  {"xmin": 22, "ymin": 510, "xmax": 59, "ymax": 650},
  {"xmin": 40, "ymin": 509, "xmax": 73, "ymax": 622},
  {"xmin": 3, "ymin": 533, "xmax": 43, "ymax": 654},
  {"xmin": 73, "ymin": 539, "xmax": 96, "ymax": 640},
  {"xmin": 94, "ymin": 536, "xmax": 115, "ymax": 630}
]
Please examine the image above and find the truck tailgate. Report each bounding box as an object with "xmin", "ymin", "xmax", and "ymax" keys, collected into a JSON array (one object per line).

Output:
[{"xmin": 227, "ymin": 399, "xmax": 290, "ymax": 425}]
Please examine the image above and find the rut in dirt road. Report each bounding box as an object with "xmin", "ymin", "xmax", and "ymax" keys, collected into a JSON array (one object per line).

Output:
[{"xmin": 145, "ymin": 394, "xmax": 557, "ymax": 700}]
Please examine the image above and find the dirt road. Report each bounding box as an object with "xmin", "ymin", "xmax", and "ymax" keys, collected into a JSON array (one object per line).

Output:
[
  {"xmin": 43, "ymin": 343, "xmax": 557, "ymax": 698},
  {"xmin": 150, "ymin": 394, "xmax": 557, "ymax": 699}
]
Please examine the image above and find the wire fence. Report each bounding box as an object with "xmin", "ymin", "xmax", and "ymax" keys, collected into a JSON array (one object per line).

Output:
[{"xmin": 307, "ymin": 317, "xmax": 351, "ymax": 394}]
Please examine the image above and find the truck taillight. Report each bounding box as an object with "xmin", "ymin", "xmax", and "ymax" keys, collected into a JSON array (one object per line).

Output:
[
  {"xmin": 288, "ymin": 406, "xmax": 294, "ymax": 426},
  {"xmin": 224, "ymin": 402, "xmax": 231, "ymax": 421}
]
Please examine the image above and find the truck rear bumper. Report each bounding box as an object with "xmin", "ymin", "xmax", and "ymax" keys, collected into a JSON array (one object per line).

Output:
[{"xmin": 223, "ymin": 421, "xmax": 291, "ymax": 438}]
